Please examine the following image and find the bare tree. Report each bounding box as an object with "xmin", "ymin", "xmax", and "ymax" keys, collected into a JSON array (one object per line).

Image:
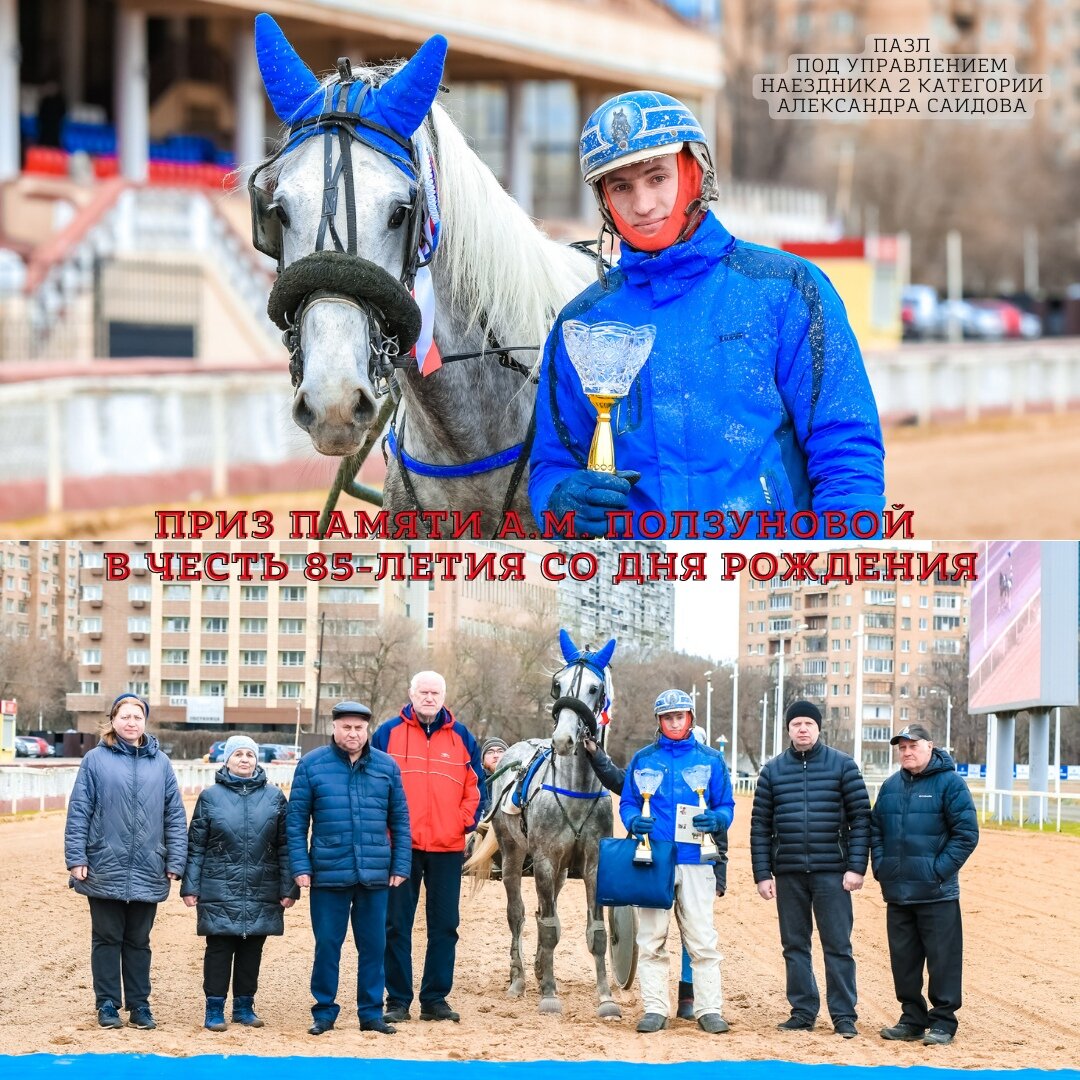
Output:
[{"xmin": 0, "ymin": 634, "xmax": 77, "ymax": 730}]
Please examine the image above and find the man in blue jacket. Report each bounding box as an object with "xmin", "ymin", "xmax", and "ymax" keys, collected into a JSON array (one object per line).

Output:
[
  {"xmin": 287, "ymin": 701, "xmax": 411, "ymax": 1036},
  {"xmin": 750, "ymin": 701, "xmax": 870, "ymax": 1038},
  {"xmin": 528, "ymin": 91, "xmax": 885, "ymax": 539},
  {"xmin": 620, "ymin": 690, "xmax": 735, "ymax": 1034},
  {"xmin": 871, "ymin": 724, "xmax": 979, "ymax": 1046}
]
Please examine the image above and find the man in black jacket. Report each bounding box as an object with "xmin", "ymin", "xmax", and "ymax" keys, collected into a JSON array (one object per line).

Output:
[
  {"xmin": 750, "ymin": 700, "xmax": 870, "ymax": 1038},
  {"xmin": 870, "ymin": 723, "xmax": 979, "ymax": 1047}
]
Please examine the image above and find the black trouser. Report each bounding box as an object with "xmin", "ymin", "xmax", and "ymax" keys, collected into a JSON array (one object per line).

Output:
[
  {"xmin": 886, "ymin": 899, "xmax": 964, "ymax": 1035},
  {"xmin": 384, "ymin": 849, "xmax": 464, "ymax": 1010},
  {"xmin": 775, "ymin": 872, "xmax": 857, "ymax": 1024},
  {"xmin": 203, "ymin": 934, "xmax": 267, "ymax": 998},
  {"xmin": 87, "ymin": 897, "xmax": 158, "ymax": 1010}
]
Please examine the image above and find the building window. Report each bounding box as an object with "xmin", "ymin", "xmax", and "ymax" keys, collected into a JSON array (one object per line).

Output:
[
  {"xmin": 283, "ymin": 553, "xmax": 307, "ymax": 570},
  {"xmin": 866, "ymin": 634, "xmax": 894, "ymax": 651},
  {"xmin": 203, "ymin": 585, "xmax": 229, "ymax": 602},
  {"xmin": 279, "ymin": 618, "xmax": 306, "ymax": 635},
  {"xmin": 241, "ymin": 650, "xmax": 267, "ymax": 666},
  {"xmin": 162, "ymin": 680, "xmax": 189, "ymax": 696},
  {"xmin": 127, "ymin": 681, "xmax": 149, "ymax": 696},
  {"xmin": 80, "ymin": 681, "xmax": 100, "ymax": 694},
  {"xmin": 241, "ymin": 682, "xmax": 266, "ymax": 698},
  {"xmin": 80, "ymin": 617, "xmax": 102, "ymax": 633},
  {"xmin": 81, "ymin": 552, "xmax": 104, "ymax": 568},
  {"xmin": 162, "ymin": 649, "xmax": 189, "ymax": 665},
  {"xmin": 202, "ymin": 617, "xmax": 228, "ymax": 633},
  {"xmin": 81, "ymin": 649, "xmax": 101, "ymax": 664},
  {"xmin": 201, "ymin": 650, "xmax": 228, "ymax": 665},
  {"xmin": 127, "ymin": 649, "xmax": 150, "ymax": 665},
  {"xmin": 240, "ymin": 617, "xmax": 268, "ymax": 633},
  {"xmin": 863, "ymin": 657, "xmax": 894, "ymax": 674},
  {"xmin": 278, "ymin": 682, "xmax": 303, "ymax": 699},
  {"xmin": 427, "ymin": 613, "xmax": 435, "ymax": 630},
  {"xmin": 200, "ymin": 681, "xmax": 227, "ymax": 696},
  {"xmin": 279, "ymin": 650, "xmax": 305, "ymax": 666},
  {"xmin": 81, "ymin": 585, "xmax": 103, "ymax": 601},
  {"xmin": 242, "ymin": 586, "xmax": 268, "ymax": 602},
  {"xmin": 163, "ymin": 616, "xmax": 190, "ymax": 632},
  {"xmin": 128, "ymin": 617, "xmax": 151, "ymax": 633},
  {"xmin": 163, "ymin": 584, "xmax": 191, "ymax": 600},
  {"xmin": 281, "ymin": 587, "xmax": 307, "ymax": 603}
]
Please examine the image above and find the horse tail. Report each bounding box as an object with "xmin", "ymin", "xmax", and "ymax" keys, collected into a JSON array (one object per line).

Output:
[{"xmin": 463, "ymin": 819, "xmax": 500, "ymax": 889}]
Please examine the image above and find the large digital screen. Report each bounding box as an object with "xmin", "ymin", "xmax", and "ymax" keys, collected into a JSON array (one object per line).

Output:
[{"xmin": 968, "ymin": 541, "xmax": 1078, "ymax": 714}]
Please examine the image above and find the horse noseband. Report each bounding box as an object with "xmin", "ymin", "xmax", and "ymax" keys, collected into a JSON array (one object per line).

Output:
[
  {"xmin": 268, "ymin": 251, "xmax": 423, "ymax": 391},
  {"xmin": 551, "ymin": 695, "xmax": 599, "ymax": 739}
]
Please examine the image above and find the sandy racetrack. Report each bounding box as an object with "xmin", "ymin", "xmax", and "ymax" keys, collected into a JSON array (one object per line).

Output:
[{"xmin": 2, "ymin": 796, "xmax": 1078, "ymax": 1068}]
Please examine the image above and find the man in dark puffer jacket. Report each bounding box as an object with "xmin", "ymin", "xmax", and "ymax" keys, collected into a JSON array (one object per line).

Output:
[
  {"xmin": 751, "ymin": 700, "xmax": 870, "ymax": 1038},
  {"xmin": 287, "ymin": 701, "xmax": 411, "ymax": 1036},
  {"xmin": 871, "ymin": 724, "xmax": 979, "ymax": 1047}
]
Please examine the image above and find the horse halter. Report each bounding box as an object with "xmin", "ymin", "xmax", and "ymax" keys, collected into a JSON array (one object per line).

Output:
[
  {"xmin": 249, "ymin": 58, "xmax": 431, "ymax": 395},
  {"xmin": 550, "ymin": 659, "xmax": 606, "ymax": 741}
]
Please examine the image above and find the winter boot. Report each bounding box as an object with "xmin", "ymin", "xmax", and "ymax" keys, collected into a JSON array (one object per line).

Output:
[
  {"xmin": 204, "ymin": 997, "xmax": 227, "ymax": 1032},
  {"xmin": 676, "ymin": 981, "xmax": 695, "ymax": 1021},
  {"xmin": 232, "ymin": 996, "xmax": 264, "ymax": 1027}
]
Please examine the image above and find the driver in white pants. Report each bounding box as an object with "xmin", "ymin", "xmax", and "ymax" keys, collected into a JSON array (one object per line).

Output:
[{"xmin": 619, "ymin": 689, "xmax": 735, "ymax": 1034}]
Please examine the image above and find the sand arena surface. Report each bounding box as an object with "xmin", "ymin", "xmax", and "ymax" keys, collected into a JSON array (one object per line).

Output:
[{"xmin": 2, "ymin": 795, "xmax": 1078, "ymax": 1067}]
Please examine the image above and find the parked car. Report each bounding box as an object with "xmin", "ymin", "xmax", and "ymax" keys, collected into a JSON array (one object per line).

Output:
[
  {"xmin": 969, "ymin": 299, "xmax": 1042, "ymax": 339},
  {"xmin": 204, "ymin": 739, "xmax": 227, "ymax": 764},
  {"xmin": 259, "ymin": 743, "xmax": 301, "ymax": 763},
  {"xmin": 933, "ymin": 298, "xmax": 1004, "ymax": 340},
  {"xmin": 901, "ymin": 284, "xmax": 940, "ymax": 340},
  {"xmin": 14, "ymin": 736, "xmax": 41, "ymax": 758},
  {"xmin": 24, "ymin": 736, "xmax": 56, "ymax": 757}
]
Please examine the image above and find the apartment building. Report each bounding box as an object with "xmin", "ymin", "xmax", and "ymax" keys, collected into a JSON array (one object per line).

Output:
[
  {"xmin": 738, "ymin": 550, "xmax": 969, "ymax": 772},
  {"xmin": 0, "ymin": 540, "xmax": 80, "ymax": 650}
]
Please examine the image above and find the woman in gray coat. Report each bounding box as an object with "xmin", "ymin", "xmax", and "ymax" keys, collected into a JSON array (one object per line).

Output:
[
  {"xmin": 64, "ymin": 693, "xmax": 188, "ymax": 1031},
  {"xmin": 181, "ymin": 735, "xmax": 299, "ymax": 1031}
]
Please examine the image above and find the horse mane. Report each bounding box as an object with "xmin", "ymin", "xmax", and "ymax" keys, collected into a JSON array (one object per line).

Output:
[{"xmin": 427, "ymin": 104, "xmax": 594, "ymax": 362}]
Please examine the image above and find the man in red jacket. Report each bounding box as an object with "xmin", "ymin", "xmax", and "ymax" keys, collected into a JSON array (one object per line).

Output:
[{"xmin": 371, "ymin": 671, "xmax": 483, "ymax": 1023}]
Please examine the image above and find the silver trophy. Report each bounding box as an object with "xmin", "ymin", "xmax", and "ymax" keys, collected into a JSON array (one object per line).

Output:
[
  {"xmin": 562, "ymin": 320, "xmax": 656, "ymax": 472},
  {"xmin": 682, "ymin": 764, "xmax": 720, "ymax": 864},
  {"xmin": 632, "ymin": 767, "xmax": 664, "ymax": 865}
]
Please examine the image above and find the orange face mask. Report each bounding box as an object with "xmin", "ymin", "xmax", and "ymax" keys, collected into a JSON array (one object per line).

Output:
[{"xmin": 602, "ymin": 148, "xmax": 705, "ymax": 253}]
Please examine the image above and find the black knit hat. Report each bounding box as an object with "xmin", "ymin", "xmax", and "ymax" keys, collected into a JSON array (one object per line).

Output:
[{"xmin": 785, "ymin": 700, "xmax": 822, "ymax": 727}]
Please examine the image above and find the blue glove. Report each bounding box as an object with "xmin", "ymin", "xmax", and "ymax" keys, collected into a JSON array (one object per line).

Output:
[
  {"xmin": 547, "ymin": 469, "xmax": 640, "ymax": 537},
  {"xmin": 627, "ymin": 814, "xmax": 655, "ymax": 836},
  {"xmin": 693, "ymin": 810, "xmax": 723, "ymax": 834}
]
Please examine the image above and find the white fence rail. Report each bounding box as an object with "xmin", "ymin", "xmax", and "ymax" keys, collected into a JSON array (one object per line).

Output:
[{"xmin": 0, "ymin": 761, "xmax": 296, "ymax": 814}]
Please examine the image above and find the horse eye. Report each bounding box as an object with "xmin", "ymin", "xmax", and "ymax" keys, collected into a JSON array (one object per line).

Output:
[
  {"xmin": 273, "ymin": 203, "xmax": 290, "ymax": 229},
  {"xmin": 388, "ymin": 205, "xmax": 408, "ymax": 229}
]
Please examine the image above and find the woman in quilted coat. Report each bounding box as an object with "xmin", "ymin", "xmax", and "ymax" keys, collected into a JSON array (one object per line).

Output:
[
  {"xmin": 181, "ymin": 734, "xmax": 299, "ymax": 1031},
  {"xmin": 64, "ymin": 692, "xmax": 187, "ymax": 1031}
]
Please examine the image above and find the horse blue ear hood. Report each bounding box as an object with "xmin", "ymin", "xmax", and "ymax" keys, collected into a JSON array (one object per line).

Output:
[
  {"xmin": 559, "ymin": 628, "xmax": 617, "ymax": 672},
  {"xmin": 254, "ymin": 13, "xmax": 447, "ymax": 170}
]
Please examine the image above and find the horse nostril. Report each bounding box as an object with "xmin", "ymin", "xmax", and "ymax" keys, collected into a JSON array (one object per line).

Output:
[
  {"xmin": 353, "ymin": 391, "xmax": 375, "ymax": 426},
  {"xmin": 293, "ymin": 392, "xmax": 316, "ymax": 430}
]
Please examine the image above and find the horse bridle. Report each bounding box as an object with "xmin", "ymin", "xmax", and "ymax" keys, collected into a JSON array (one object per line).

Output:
[
  {"xmin": 550, "ymin": 659, "xmax": 606, "ymax": 744},
  {"xmin": 249, "ymin": 59, "xmax": 431, "ymax": 395}
]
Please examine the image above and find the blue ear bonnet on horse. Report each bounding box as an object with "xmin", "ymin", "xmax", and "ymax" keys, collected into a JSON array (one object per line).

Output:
[
  {"xmin": 558, "ymin": 628, "xmax": 617, "ymax": 677},
  {"xmin": 254, "ymin": 13, "xmax": 447, "ymax": 178}
]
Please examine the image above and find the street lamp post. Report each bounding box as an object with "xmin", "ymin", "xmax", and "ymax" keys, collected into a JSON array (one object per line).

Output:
[
  {"xmin": 853, "ymin": 613, "xmax": 865, "ymax": 773},
  {"xmin": 774, "ymin": 637, "xmax": 786, "ymax": 758},
  {"xmin": 704, "ymin": 669, "xmax": 713, "ymax": 745},
  {"xmin": 730, "ymin": 663, "xmax": 739, "ymax": 776},
  {"xmin": 929, "ymin": 689, "xmax": 953, "ymax": 755},
  {"xmin": 760, "ymin": 692, "xmax": 768, "ymax": 766}
]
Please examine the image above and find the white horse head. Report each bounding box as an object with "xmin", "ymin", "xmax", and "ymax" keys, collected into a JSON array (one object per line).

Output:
[
  {"xmin": 251, "ymin": 15, "xmax": 594, "ymax": 524},
  {"xmin": 550, "ymin": 630, "xmax": 616, "ymax": 756}
]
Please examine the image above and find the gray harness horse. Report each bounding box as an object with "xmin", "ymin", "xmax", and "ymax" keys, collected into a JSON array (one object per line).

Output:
[{"xmin": 466, "ymin": 631, "xmax": 620, "ymax": 1018}]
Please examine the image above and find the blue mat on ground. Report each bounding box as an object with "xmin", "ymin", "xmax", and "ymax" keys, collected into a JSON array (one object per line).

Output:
[{"xmin": 2, "ymin": 1058, "xmax": 1078, "ymax": 1080}]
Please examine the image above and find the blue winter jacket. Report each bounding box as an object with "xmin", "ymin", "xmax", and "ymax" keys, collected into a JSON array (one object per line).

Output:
[
  {"xmin": 870, "ymin": 748, "xmax": 979, "ymax": 905},
  {"xmin": 529, "ymin": 212, "xmax": 886, "ymax": 538},
  {"xmin": 64, "ymin": 733, "xmax": 188, "ymax": 903},
  {"xmin": 286, "ymin": 741, "xmax": 412, "ymax": 889},
  {"xmin": 619, "ymin": 734, "xmax": 735, "ymax": 865}
]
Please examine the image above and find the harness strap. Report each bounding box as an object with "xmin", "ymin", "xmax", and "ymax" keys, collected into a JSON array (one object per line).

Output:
[
  {"xmin": 386, "ymin": 424, "xmax": 524, "ymax": 479},
  {"xmin": 540, "ymin": 784, "xmax": 609, "ymax": 800}
]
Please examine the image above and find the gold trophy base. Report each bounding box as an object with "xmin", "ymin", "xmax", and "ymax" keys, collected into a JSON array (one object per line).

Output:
[
  {"xmin": 586, "ymin": 394, "xmax": 619, "ymax": 473},
  {"xmin": 633, "ymin": 837, "xmax": 653, "ymax": 866}
]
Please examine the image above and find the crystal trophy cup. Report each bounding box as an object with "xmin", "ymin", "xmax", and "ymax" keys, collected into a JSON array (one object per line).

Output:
[
  {"xmin": 562, "ymin": 320, "xmax": 656, "ymax": 472},
  {"xmin": 632, "ymin": 768, "xmax": 664, "ymax": 865},
  {"xmin": 682, "ymin": 764, "xmax": 720, "ymax": 864}
]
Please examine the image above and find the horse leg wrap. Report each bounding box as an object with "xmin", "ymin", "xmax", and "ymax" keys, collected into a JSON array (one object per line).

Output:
[
  {"xmin": 536, "ymin": 914, "xmax": 561, "ymax": 949},
  {"xmin": 588, "ymin": 918, "xmax": 607, "ymax": 954}
]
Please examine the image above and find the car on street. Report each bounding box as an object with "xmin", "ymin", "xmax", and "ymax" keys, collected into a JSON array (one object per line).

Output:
[
  {"xmin": 259, "ymin": 743, "xmax": 301, "ymax": 763},
  {"xmin": 24, "ymin": 736, "xmax": 56, "ymax": 757},
  {"xmin": 204, "ymin": 740, "xmax": 227, "ymax": 763},
  {"xmin": 901, "ymin": 284, "xmax": 940, "ymax": 340},
  {"xmin": 14, "ymin": 736, "xmax": 41, "ymax": 757},
  {"xmin": 969, "ymin": 299, "xmax": 1042, "ymax": 339}
]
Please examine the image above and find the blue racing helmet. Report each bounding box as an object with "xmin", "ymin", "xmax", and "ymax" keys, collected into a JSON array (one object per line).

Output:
[
  {"xmin": 654, "ymin": 688, "xmax": 694, "ymax": 717},
  {"xmin": 580, "ymin": 90, "xmax": 710, "ymax": 184}
]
